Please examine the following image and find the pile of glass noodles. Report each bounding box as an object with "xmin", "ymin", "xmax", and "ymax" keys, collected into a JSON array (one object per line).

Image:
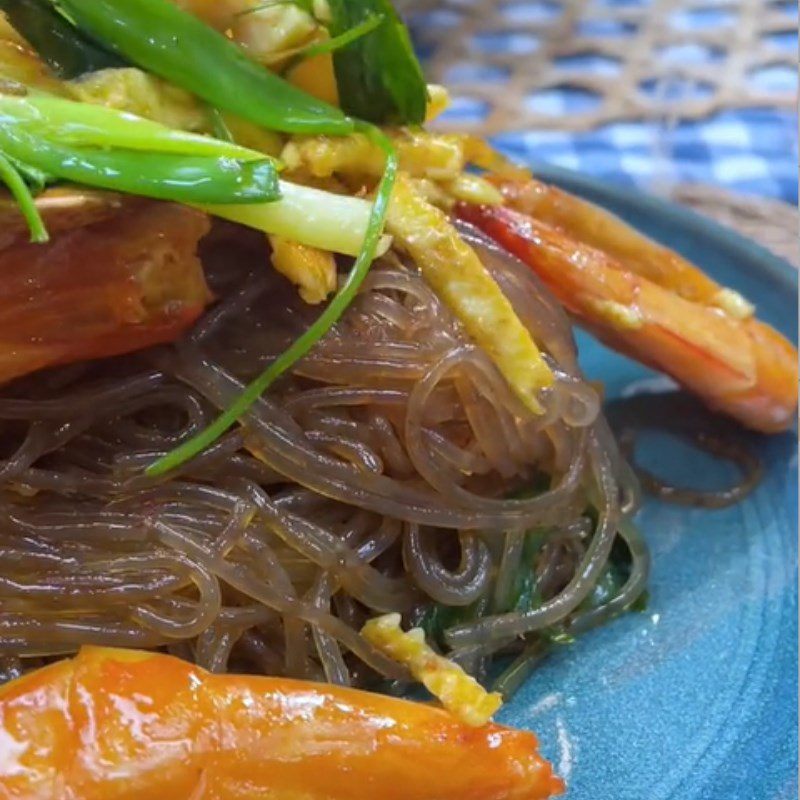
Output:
[{"xmin": 0, "ymin": 222, "xmax": 648, "ymax": 695}]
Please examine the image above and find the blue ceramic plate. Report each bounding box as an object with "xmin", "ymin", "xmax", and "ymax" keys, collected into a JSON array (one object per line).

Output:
[{"xmin": 498, "ymin": 165, "xmax": 799, "ymax": 800}]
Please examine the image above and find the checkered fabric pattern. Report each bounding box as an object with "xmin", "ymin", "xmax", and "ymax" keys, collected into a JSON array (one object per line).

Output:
[
  {"xmin": 416, "ymin": 4, "xmax": 799, "ymax": 205},
  {"xmin": 483, "ymin": 108, "xmax": 799, "ymax": 204}
]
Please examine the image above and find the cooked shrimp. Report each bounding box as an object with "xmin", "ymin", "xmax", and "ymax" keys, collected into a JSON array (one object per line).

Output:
[
  {"xmin": 0, "ymin": 195, "xmax": 211, "ymax": 386},
  {"xmin": 0, "ymin": 647, "xmax": 564, "ymax": 800},
  {"xmin": 458, "ymin": 202, "xmax": 798, "ymax": 433},
  {"xmin": 490, "ymin": 176, "xmax": 755, "ymax": 319}
]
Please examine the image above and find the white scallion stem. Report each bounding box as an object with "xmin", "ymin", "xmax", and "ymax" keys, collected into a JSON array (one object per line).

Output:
[{"xmin": 202, "ymin": 181, "xmax": 390, "ymax": 257}]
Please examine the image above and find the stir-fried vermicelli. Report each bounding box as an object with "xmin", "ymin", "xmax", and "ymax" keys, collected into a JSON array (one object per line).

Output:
[
  {"xmin": 2, "ymin": 2, "xmax": 797, "ymax": 798},
  {"xmin": 0, "ymin": 0, "xmax": 793, "ymax": 719},
  {"xmin": 0, "ymin": 223, "xmax": 647, "ymax": 691}
]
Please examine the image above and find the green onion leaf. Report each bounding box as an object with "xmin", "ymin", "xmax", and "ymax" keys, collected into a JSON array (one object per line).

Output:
[
  {"xmin": 49, "ymin": 0, "xmax": 354, "ymax": 136},
  {"xmin": 5, "ymin": 155, "xmax": 51, "ymax": 194},
  {"xmin": 147, "ymin": 123, "xmax": 398, "ymax": 477},
  {"xmin": 0, "ymin": 125, "xmax": 280, "ymax": 205},
  {"xmin": 327, "ymin": 0, "xmax": 427, "ymax": 125},
  {"xmin": 0, "ymin": 95, "xmax": 269, "ymax": 162},
  {"xmin": 283, "ymin": 14, "xmax": 385, "ymax": 72},
  {"xmin": 207, "ymin": 107, "xmax": 234, "ymax": 144},
  {"xmin": 0, "ymin": 152, "xmax": 48, "ymax": 242},
  {"xmin": 0, "ymin": 0, "xmax": 125, "ymax": 77}
]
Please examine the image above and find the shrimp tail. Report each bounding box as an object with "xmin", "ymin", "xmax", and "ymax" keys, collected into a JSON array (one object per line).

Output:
[
  {"xmin": 457, "ymin": 201, "xmax": 798, "ymax": 433},
  {"xmin": 0, "ymin": 647, "xmax": 564, "ymax": 800}
]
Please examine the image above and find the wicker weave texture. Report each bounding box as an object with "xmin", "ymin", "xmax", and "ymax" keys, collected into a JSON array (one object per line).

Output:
[
  {"xmin": 402, "ymin": 0, "xmax": 797, "ymax": 133},
  {"xmin": 670, "ymin": 184, "xmax": 800, "ymax": 268}
]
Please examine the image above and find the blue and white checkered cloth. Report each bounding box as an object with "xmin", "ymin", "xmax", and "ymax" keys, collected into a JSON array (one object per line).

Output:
[
  {"xmin": 487, "ymin": 109, "xmax": 799, "ymax": 205},
  {"xmin": 417, "ymin": 4, "xmax": 798, "ymax": 206}
]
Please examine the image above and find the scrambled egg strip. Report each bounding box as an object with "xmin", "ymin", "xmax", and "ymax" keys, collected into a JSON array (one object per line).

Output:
[
  {"xmin": 386, "ymin": 174, "xmax": 553, "ymax": 414},
  {"xmin": 282, "ymin": 130, "xmax": 468, "ymax": 181},
  {"xmin": 269, "ymin": 235, "xmax": 336, "ymax": 305},
  {"xmin": 362, "ymin": 613, "xmax": 503, "ymax": 728}
]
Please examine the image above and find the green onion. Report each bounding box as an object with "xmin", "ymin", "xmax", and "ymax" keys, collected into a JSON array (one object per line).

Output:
[
  {"xmin": 5, "ymin": 155, "xmax": 50, "ymax": 194},
  {"xmin": 0, "ymin": 152, "xmax": 48, "ymax": 242},
  {"xmin": 0, "ymin": 125, "xmax": 280, "ymax": 206},
  {"xmin": 0, "ymin": 0, "xmax": 125, "ymax": 78},
  {"xmin": 0, "ymin": 96, "xmax": 280, "ymax": 205},
  {"xmin": 50, "ymin": 0, "xmax": 355, "ymax": 135},
  {"xmin": 202, "ymin": 181, "xmax": 384, "ymax": 258},
  {"xmin": 0, "ymin": 95, "xmax": 378, "ymax": 255},
  {"xmin": 0, "ymin": 95, "xmax": 268, "ymax": 161},
  {"xmin": 207, "ymin": 107, "xmax": 234, "ymax": 144},
  {"xmin": 327, "ymin": 0, "xmax": 428, "ymax": 125},
  {"xmin": 147, "ymin": 124, "xmax": 398, "ymax": 476},
  {"xmin": 283, "ymin": 14, "xmax": 385, "ymax": 72}
]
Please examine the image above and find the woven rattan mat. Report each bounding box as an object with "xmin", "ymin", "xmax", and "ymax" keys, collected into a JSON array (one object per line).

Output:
[
  {"xmin": 401, "ymin": 0, "xmax": 796, "ymax": 133},
  {"xmin": 670, "ymin": 184, "xmax": 799, "ymax": 268},
  {"xmin": 399, "ymin": 0, "xmax": 798, "ymax": 268}
]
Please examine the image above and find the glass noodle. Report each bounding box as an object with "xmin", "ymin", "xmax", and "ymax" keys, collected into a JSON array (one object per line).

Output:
[{"xmin": 0, "ymin": 225, "xmax": 647, "ymax": 690}]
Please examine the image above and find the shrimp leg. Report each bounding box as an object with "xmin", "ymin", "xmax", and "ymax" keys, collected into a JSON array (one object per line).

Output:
[
  {"xmin": 457, "ymin": 202, "xmax": 798, "ymax": 433},
  {"xmin": 0, "ymin": 647, "xmax": 564, "ymax": 800}
]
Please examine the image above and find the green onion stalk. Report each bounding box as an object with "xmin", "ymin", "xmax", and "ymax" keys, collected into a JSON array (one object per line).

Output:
[
  {"xmin": 0, "ymin": 95, "xmax": 273, "ymax": 159},
  {"xmin": 0, "ymin": 125, "xmax": 280, "ymax": 205},
  {"xmin": 0, "ymin": 96, "xmax": 379, "ymax": 255}
]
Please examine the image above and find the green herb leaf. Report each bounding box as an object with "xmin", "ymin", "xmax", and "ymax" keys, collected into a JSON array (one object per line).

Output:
[
  {"xmin": 327, "ymin": 0, "xmax": 427, "ymax": 125},
  {"xmin": 418, "ymin": 598, "xmax": 485, "ymax": 649},
  {"xmin": 0, "ymin": 0, "xmax": 125, "ymax": 78},
  {"xmin": 146, "ymin": 123, "xmax": 398, "ymax": 477}
]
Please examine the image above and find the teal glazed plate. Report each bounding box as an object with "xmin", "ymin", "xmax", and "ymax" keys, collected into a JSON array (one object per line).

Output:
[{"xmin": 497, "ymin": 164, "xmax": 799, "ymax": 800}]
